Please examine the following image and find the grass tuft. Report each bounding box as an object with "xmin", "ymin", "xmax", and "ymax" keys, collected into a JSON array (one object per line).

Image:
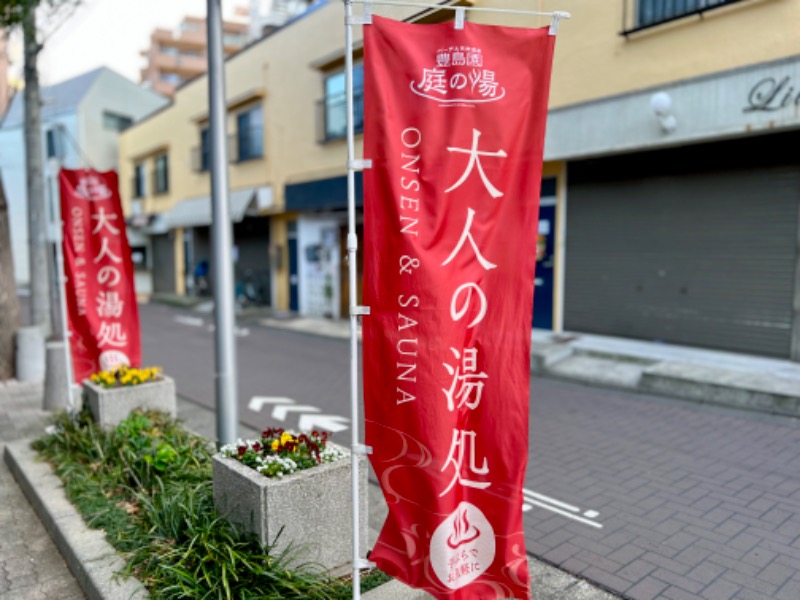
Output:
[{"xmin": 34, "ymin": 408, "xmax": 389, "ymax": 599}]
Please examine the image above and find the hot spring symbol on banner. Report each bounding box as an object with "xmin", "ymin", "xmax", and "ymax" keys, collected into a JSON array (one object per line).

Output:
[
  {"xmin": 362, "ymin": 15, "xmax": 556, "ymax": 600},
  {"xmin": 60, "ymin": 169, "xmax": 142, "ymax": 384}
]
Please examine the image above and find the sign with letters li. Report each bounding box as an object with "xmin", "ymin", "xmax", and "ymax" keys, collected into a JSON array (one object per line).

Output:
[
  {"xmin": 60, "ymin": 169, "xmax": 142, "ymax": 384},
  {"xmin": 362, "ymin": 16, "xmax": 555, "ymax": 599}
]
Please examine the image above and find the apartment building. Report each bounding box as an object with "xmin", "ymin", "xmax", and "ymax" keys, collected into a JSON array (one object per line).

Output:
[
  {"xmin": 119, "ymin": 0, "xmax": 800, "ymax": 360},
  {"xmin": 139, "ymin": 15, "xmax": 249, "ymax": 97}
]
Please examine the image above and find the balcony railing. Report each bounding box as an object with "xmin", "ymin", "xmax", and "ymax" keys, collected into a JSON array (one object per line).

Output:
[
  {"xmin": 621, "ymin": 0, "xmax": 745, "ymax": 35},
  {"xmin": 316, "ymin": 91, "xmax": 364, "ymax": 143}
]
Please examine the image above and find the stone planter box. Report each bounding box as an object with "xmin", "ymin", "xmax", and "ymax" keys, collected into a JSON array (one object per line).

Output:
[
  {"xmin": 83, "ymin": 376, "xmax": 176, "ymax": 428},
  {"xmin": 212, "ymin": 444, "xmax": 368, "ymax": 571}
]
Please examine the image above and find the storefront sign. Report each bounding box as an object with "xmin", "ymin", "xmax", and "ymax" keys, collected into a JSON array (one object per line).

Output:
[
  {"xmin": 744, "ymin": 75, "xmax": 800, "ymax": 112},
  {"xmin": 362, "ymin": 16, "xmax": 555, "ymax": 599},
  {"xmin": 60, "ymin": 169, "xmax": 142, "ymax": 383}
]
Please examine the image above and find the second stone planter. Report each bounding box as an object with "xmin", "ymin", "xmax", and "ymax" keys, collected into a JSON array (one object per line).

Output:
[{"xmin": 83, "ymin": 376, "xmax": 177, "ymax": 428}]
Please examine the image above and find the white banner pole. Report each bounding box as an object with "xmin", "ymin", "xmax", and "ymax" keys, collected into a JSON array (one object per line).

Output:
[
  {"xmin": 345, "ymin": 1, "xmax": 363, "ymax": 597},
  {"xmin": 352, "ymin": 0, "xmax": 570, "ymax": 20},
  {"xmin": 53, "ymin": 170, "xmax": 75, "ymax": 410}
]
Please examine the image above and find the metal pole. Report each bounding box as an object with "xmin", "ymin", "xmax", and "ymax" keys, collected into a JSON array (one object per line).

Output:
[
  {"xmin": 345, "ymin": 1, "xmax": 362, "ymax": 597},
  {"xmin": 350, "ymin": 0, "xmax": 571, "ymax": 19},
  {"xmin": 206, "ymin": 0, "xmax": 239, "ymax": 447},
  {"xmin": 50, "ymin": 152, "xmax": 75, "ymax": 409}
]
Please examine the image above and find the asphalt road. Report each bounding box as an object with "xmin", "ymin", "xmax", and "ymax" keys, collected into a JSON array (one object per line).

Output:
[{"xmin": 140, "ymin": 301, "xmax": 800, "ymax": 600}]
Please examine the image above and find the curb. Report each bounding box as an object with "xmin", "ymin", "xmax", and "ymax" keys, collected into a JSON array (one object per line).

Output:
[
  {"xmin": 532, "ymin": 345, "xmax": 800, "ymax": 417},
  {"xmin": 639, "ymin": 361, "xmax": 800, "ymax": 416},
  {"xmin": 3, "ymin": 439, "xmax": 148, "ymax": 600},
  {"xmin": 362, "ymin": 579, "xmax": 432, "ymax": 599}
]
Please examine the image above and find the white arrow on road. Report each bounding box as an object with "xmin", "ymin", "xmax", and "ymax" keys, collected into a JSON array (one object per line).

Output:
[
  {"xmin": 247, "ymin": 396, "xmax": 350, "ymax": 433},
  {"xmin": 272, "ymin": 405, "xmax": 321, "ymax": 422},
  {"xmin": 298, "ymin": 414, "xmax": 350, "ymax": 433},
  {"xmin": 248, "ymin": 396, "xmax": 295, "ymax": 412}
]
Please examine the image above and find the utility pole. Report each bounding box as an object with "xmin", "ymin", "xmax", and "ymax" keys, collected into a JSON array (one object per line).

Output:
[{"xmin": 22, "ymin": 2, "xmax": 51, "ymax": 336}]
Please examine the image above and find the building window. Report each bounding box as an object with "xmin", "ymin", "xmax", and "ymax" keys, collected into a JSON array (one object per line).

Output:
[
  {"xmin": 628, "ymin": 0, "xmax": 738, "ymax": 32},
  {"xmin": 200, "ymin": 127, "xmax": 210, "ymax": 172},
  {"xmin": 133, "ymin": 163, "xmax": 146, "ymax": 198},
  {"xmin": 46, "ymin": 128, "xmax": 60, "ymax": 159},
  {"xmin": 321, "ymin": 64, "xmax": 363, "ymax": 142},
  {"xmin": 159, "ymin": 45, "xmax": 179, "ymax": 56},
  {"xmin": 160, "ymin": 72, "xmax": 182, "ymax": 85},
  {"xmin": 103, "ymin": 111, "xmax": 133, "ymax": 132},
  {"xmin": 236, "ymin": 105, "xmax": 264, "ymax": 162},
  {"xmin": 223, "ymin": 33, "xmax": 246, "ymax": 46},
  {"xmin": 153, "ymin": 154, "xmax": 169, "ymax": 195}
]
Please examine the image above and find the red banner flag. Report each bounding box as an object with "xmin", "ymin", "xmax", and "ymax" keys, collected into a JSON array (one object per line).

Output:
[
  {"xmin": 363, "ymin": 16, "xmax": 555, "ymax": 599},
  {"xmin": 60, "ymin": 169, "xmax": 142, "ymax": 383}
]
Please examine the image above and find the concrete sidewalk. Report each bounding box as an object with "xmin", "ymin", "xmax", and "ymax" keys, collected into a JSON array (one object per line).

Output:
[
  {"xmin": 1, "ymin": 379, "xmax": 620, "ymax": 600},
  {"xmin": 0, "ymin": 380, "xmax": 85, "ymax": 599}
]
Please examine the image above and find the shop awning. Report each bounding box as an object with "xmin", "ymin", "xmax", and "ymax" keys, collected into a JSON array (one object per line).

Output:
[{"xmin": 164, "ymin": 186, "xmax": 273, "ymax": 229}]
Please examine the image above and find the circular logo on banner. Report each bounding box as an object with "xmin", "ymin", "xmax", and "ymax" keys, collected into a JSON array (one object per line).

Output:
[
  {"xmin": 430, "ymin": 502, "xmax": 496, "ymax": 589},
  {"xmin": 99, "ymin": 350, "xmax": 130, "ymax": 372}
]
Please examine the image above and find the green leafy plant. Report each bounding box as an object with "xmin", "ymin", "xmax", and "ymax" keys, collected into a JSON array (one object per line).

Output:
[{"xmin": 33, "ymin": 409, "xmax": 382, "ymax": 599}]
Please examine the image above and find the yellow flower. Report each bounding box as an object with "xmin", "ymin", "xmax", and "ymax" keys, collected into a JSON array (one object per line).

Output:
[
  {"xmin": 90, "ymin": 365, "xmax": 164, "ymax": 388},
  {"xmin": 280, "ymin": 432, "xmax": 294, "ymax": 445},
  {"xmin": 271, "ymin": 440, "xmax": 280, "ymax": 451}
]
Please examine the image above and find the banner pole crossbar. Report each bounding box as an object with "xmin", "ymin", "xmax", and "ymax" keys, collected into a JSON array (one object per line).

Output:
[{"xmin": 352, "ymin": 0, "xmax": 571, "ymax": 20}]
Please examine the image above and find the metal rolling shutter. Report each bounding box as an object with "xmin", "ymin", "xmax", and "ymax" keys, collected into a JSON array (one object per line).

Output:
[
  {"xmin": 152, "ymin": 234, "xmax": 177, "ymax": 294},
  {"xmin": 565, "ymin": 165, "xmax": 799, "ymax": 358}
]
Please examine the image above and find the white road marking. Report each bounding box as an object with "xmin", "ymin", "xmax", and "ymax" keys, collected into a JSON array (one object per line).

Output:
[
  {"xmin": 206, "ymin": 325, "xmax": 250, "ymax": 336},
  {"xmin": 247, "ymin": 397, "xmax": 350, "ymax": 433},
  {"xmin": 248, "ymin": 396, "xmax": 295, "ymax": 412},
  {"xmin": 524, "ymin": 489, "xmax": 580, "ymax": 513},
  {"xmin": 525, "ymin": 498, "xmax": 603, "ymax": 529},
  {"xmin": 523, "ymin": 488, "xmax": 603, "ymax": 529},
  {"xmin": 298, "ymin": 414, "xmax": 350, "ymax": 433},
  {"xmin": 273, "ymin": 405, "xmax": 321, "ymax": 421},
  {"xmin": 175, "ymin": 315, "xmax": 204, "ymax": 327}
]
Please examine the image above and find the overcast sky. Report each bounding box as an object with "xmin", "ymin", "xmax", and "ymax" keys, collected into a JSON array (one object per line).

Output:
[{"xmin": 10, "ymin": 0, "xmax": 248, "ymax": 86}]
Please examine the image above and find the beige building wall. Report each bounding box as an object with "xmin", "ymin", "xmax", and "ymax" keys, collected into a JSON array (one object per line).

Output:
[
  {"xmin": 474, "ymin": 0, "xmax": 800, "ymax": 108},
  {"xmin": 120, "ymin": 0, "xmax": 800, "ymax": 312}
]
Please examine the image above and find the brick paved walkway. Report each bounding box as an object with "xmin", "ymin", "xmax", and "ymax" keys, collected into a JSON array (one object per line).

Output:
[
  {"xmin": 0, "ymin": 380, "xmax": 84, "ymax": 600},
  {"xmin": 525, "ymin": 377, "xmax": 800, "ymax": 600}
]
